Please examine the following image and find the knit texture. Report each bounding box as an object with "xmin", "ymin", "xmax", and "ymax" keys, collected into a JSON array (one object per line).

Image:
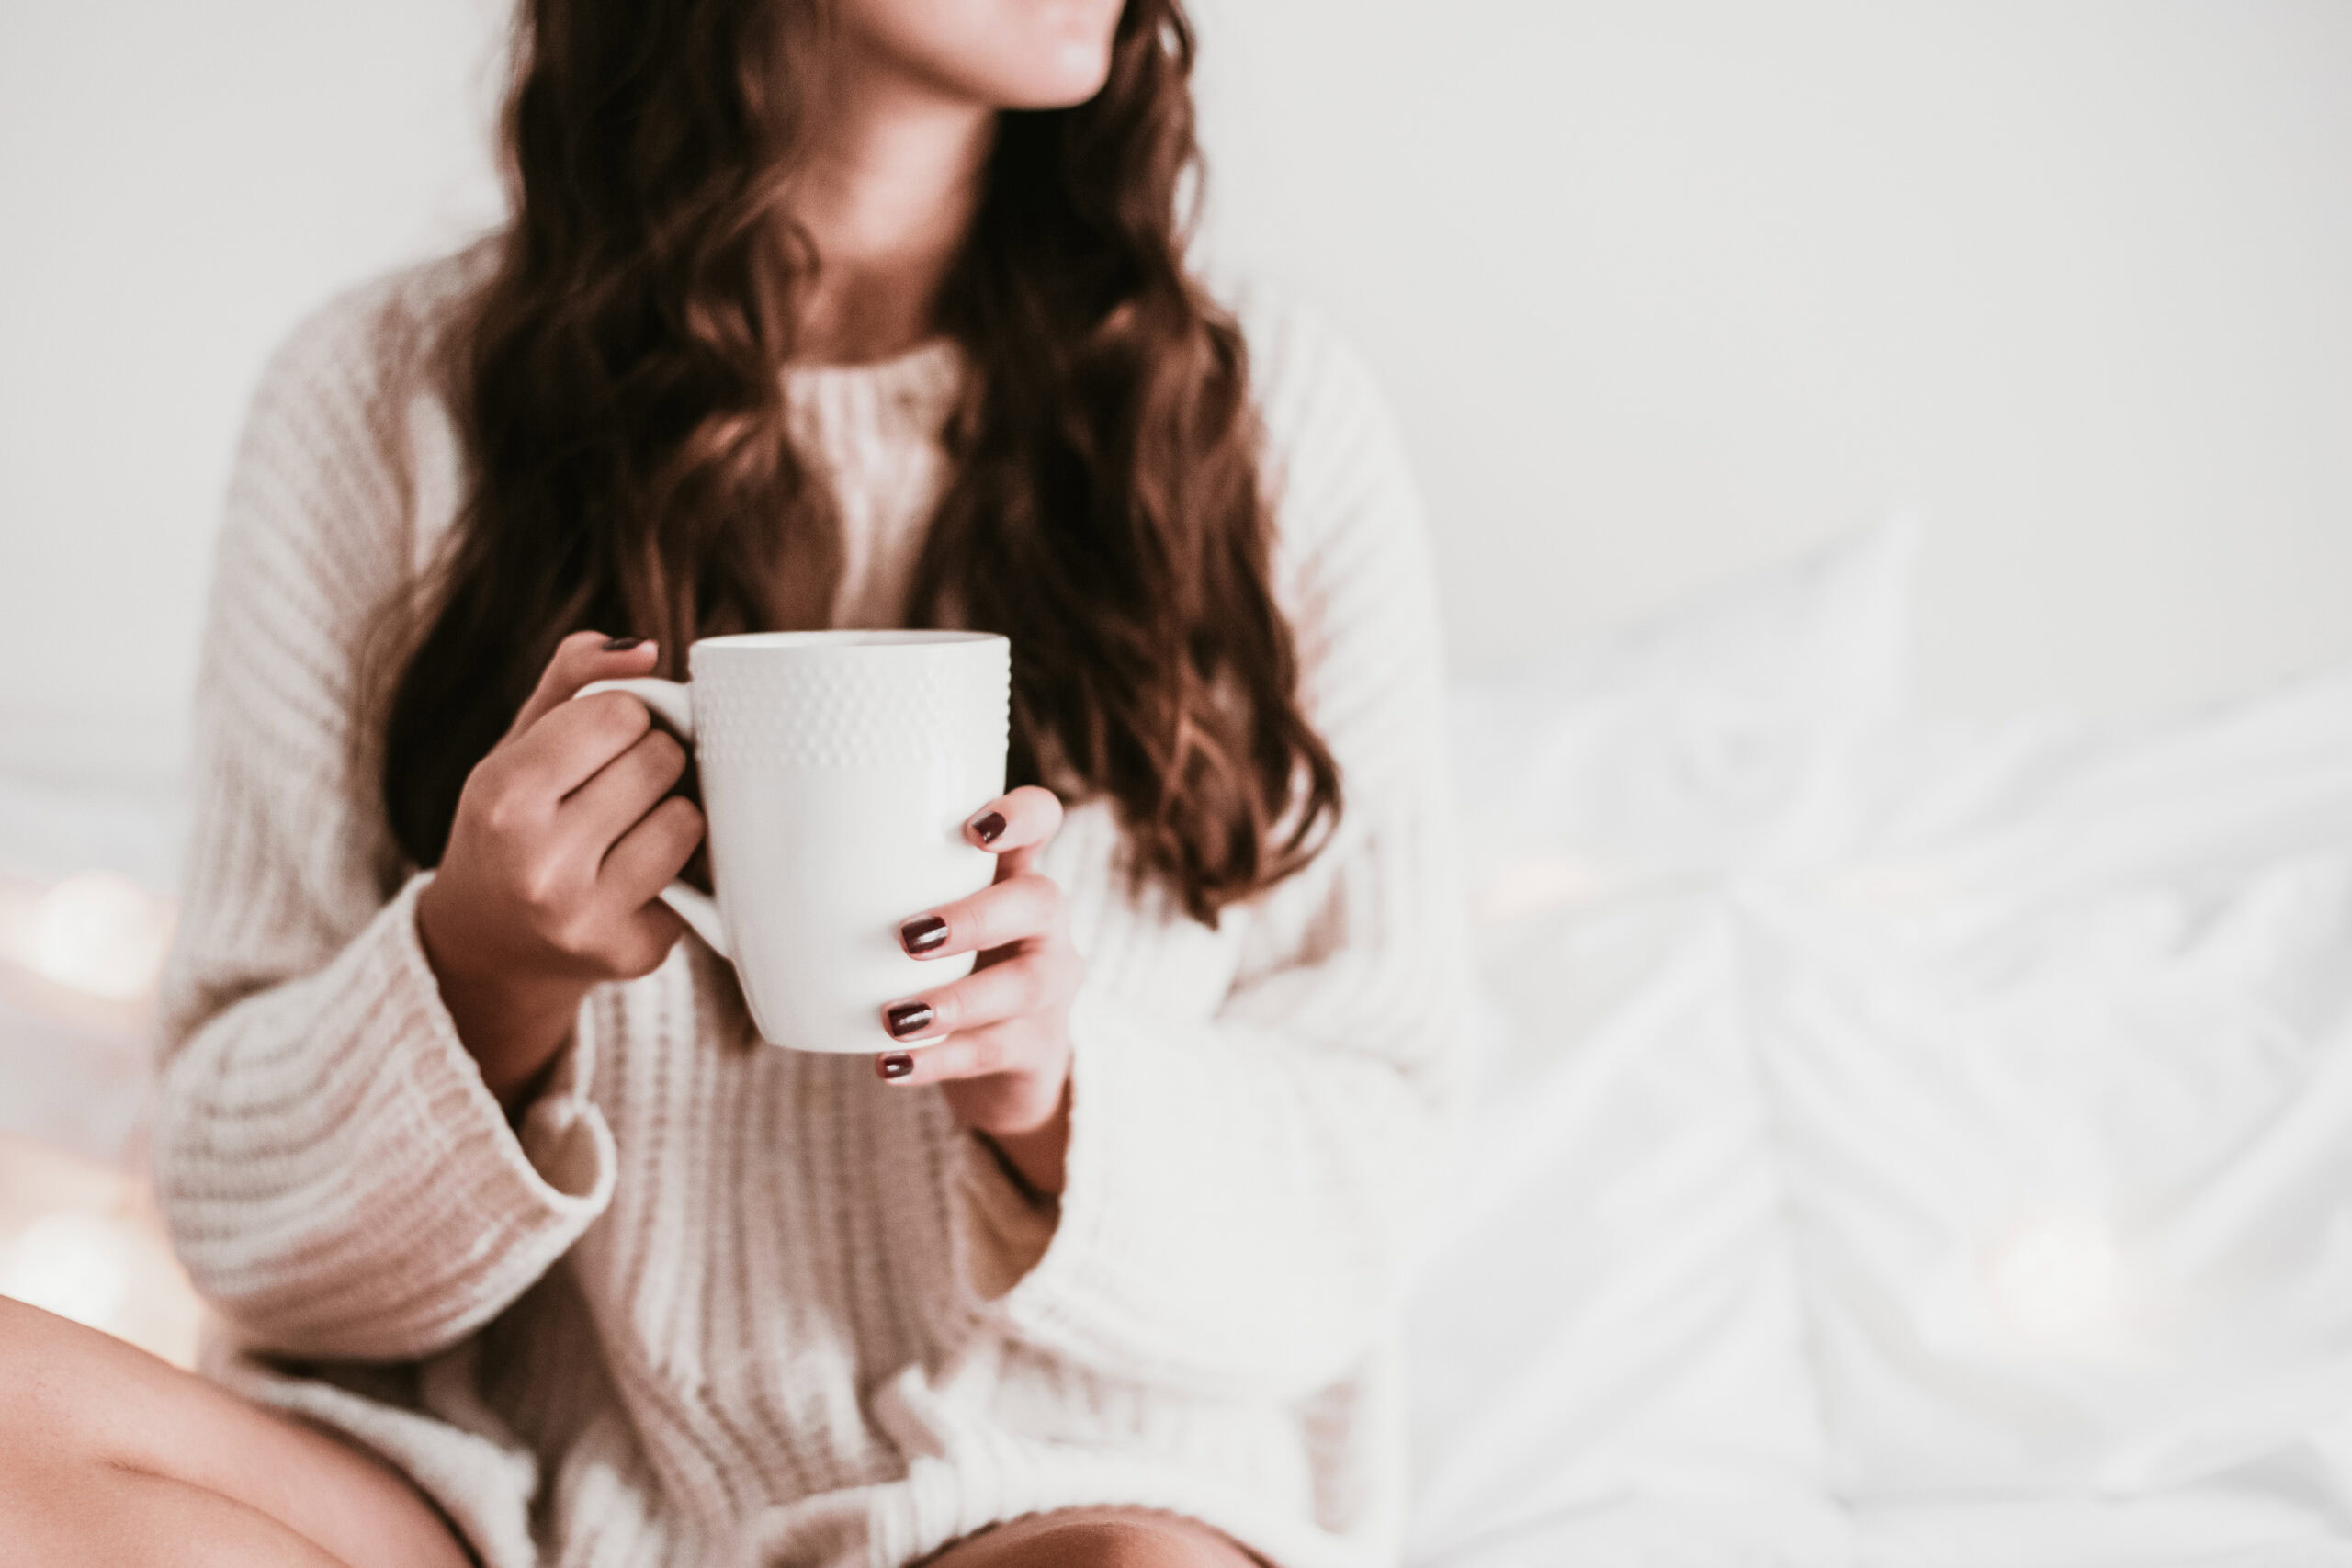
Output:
[{"xmin": 154, "ymin": 247, "xmax": 1472, "ymax": 1568}]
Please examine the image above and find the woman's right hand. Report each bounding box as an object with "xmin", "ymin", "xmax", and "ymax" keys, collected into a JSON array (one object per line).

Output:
[{"xmin": 415, "ymin": 631, "xmax": 706, "ymax": 1109}]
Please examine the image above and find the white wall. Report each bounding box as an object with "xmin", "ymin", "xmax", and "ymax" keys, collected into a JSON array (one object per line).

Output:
[
  {"xmin": 0, "ymin": 0, "xmax": 507, "ymax": 783},
  {"xmin": 1188, "ymin": 0, "xmax": 2352, "ymax": 715},
  {"xmin": 4, "ymin": 1, "xmax": 2347, "ymax": 786}
]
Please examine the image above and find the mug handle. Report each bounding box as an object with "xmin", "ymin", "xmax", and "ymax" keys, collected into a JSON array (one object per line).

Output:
[{"xmin": 574, "ymin": 677, "xmax": 731, "ymax": 960}]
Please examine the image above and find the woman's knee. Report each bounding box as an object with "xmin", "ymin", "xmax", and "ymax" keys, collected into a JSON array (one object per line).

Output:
[
  {"xmin": 0, "ymin": 1294, "xmax": 141, "ymax": 1465},
  {"xmin": 929, "ymin": 1509, "xmax": 1265, "ymax": 1568},
  {"xmin": 1014, "ymin": 1520, "xmax": 1204, "ymax": 1568},
  {"xmin": 0, "ymin": 1297, "xmax": 205, "ymax": 1550},
  {"xmin": 0, "ymin": 1295, "xmax": 469, "ymax": 1568},
  {"xmin": 0, "ymin": 1446, "xmax": 345, "ymax": 1568},
  {"xmin": 0, "ymin": 1292, "xmax": 306, "ymax": 1489}
]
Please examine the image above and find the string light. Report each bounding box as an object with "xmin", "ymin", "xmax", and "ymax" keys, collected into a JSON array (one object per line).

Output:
[
  {"xmin": 0, "ymin": 1212, "xmax": 133, "ymax": 1328},
  {"xmin": 0, "ymin": 870, "xmax": 174, "ymax": 1000}
]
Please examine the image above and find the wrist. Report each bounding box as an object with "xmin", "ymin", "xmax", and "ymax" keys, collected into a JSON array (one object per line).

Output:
[
  {"xmin": 982, "ymin": 1077, "xmax": 1071, "ymax": 1199},
  {"xmin": 415, "ymin": 880, "xmax": 586, "ymax": 1107}
]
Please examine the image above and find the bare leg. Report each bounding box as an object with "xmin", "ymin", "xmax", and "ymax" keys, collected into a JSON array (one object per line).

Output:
[
  {"xmin": 918, "ymin": 1506, "xmax": 1272, "ymax": 1568},
  {"xmin": 0, "ymin": 1296, "xmax": 471, "ymax": 1568}
]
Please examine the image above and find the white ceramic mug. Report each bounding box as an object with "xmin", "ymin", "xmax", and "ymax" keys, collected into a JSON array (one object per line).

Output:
[{"xmin": 580, "ymin": 630, "xmax": 1009, "ymax": 1053}]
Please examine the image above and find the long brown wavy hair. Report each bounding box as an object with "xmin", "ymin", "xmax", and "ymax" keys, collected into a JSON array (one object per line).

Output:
[{"xmin": 378, "ymin": 0, "xmax": 1342, "ymax": 927}]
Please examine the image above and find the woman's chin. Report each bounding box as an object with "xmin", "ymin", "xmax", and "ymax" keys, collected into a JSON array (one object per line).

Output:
[
  {"xmin": 951, "ymin": 31, "xmax": 1117, "ymax": 111},
  {"xmin": 846, "ymin": 0, "xmax": 1122, "ymax": 114},
  {"xmin": 997, "ymin": 54, "xmax": 1115, "ymax": 110}
]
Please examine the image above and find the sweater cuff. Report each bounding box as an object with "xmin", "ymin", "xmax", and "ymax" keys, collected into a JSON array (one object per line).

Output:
[
  {"xmin": 384, "ymin": 871, "xmax": 616, "ymax": 1229},
  {"xmin": 988, "ymin": 988, "xmax": 1170, "ymax": 1369},
  {"xmin": 160, "ymin": 873, "xmax": 616, "ymax": 1359},
  {"xmin": 951, "ymin": 1131, "xmax": 1059, "ymax": 1303},
  {"xmin": 974, "ymin": 985, "xmax": 1434, "ymax": 1396}
]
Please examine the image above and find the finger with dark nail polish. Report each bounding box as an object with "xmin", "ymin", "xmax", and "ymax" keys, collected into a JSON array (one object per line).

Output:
[
  {"xmin": 877, "ymin": 1053, "xmax": 915, "ymax": 1081},
  {"xmin": 899, "ymin": 914, "xmax": 948, "ymax": 955},
  {"xmin": 968, "ymin": 810, "xmax": 1006, "ymax": 845},
  {"xmin": 603, "ymin": 635, "xmax": 646, "ymax": 651},
  {"xmin": 884, "ymin": 1001, "xmax": 934, "ymax": 1040}
]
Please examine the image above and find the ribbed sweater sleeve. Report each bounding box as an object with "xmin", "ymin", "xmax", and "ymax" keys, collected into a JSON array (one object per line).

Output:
[
  {"xmin": 153, "ymin": 278, "xmax": 616, "ymax": 1362},
  {"xmin": 985, "ymin": 304, "xmax": 1476, "ymax": 1399}
]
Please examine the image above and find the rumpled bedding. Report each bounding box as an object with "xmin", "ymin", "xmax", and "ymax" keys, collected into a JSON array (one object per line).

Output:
[{"xmin": 1410, "ymin": 519, "xmax": 2352, "ymax": 1566}]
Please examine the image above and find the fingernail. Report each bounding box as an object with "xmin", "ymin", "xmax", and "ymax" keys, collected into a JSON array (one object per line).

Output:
[
  {"xmin": 604, "ymin": 635, "xmax": 646, "ymax": 651},
  {"xmin": 968, "ymin": 810, "xmax": 1006, "ymax": 845},
  {"xmin": 877, "ymin": 1052, "xmax": 915, "ymax": 1081},
  {"xmin": 899, "ymin": 914, "xmax": 948, "ymax": 955},
  {"xmin": 885, "ymin": 1000, "xmax": 934, "ymax": 1039}
]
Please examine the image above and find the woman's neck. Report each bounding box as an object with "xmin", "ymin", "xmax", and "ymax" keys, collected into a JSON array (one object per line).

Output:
[{"xmin": 791, "ymin": 74, "xmax": 994, "ymax": 366}]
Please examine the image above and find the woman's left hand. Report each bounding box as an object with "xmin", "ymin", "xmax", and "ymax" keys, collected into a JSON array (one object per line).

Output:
[{"xmin": 877, "ymin": 784, "xmax": 1082, "ymax": 1197}]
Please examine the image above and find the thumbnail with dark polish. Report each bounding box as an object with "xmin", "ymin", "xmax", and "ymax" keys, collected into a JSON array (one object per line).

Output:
[
  {"xmin": 899, "ymin": 914, "xmax": 948, "ymax": 954},
  {"xmin": 603, "ymin": 635, "xmax": 645, "ymax": 650},
  {"xmin": 969, "ymin": 810, "xmax": 1006, "ymax": 845}
]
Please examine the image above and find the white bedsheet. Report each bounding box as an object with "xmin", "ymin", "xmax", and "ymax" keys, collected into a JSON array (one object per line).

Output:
[{"xmin": 1411, "ymin": 521, "xmax": 2352, "ymax": 1566}]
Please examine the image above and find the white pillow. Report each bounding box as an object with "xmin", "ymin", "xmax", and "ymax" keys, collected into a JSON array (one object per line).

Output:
[
  {"xmin": 1406, "ymin": 518, "xmax": 1920, "ymax": 1564},
  {"xmin": 1448, "ymin": 513, "xmax": 1917, "ymax": 925}
]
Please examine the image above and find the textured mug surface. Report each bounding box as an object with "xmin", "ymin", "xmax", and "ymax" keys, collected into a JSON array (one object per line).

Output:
[{"xmin": 585, "ymin": 630, "xmax": 1009, "ymax": 1052}]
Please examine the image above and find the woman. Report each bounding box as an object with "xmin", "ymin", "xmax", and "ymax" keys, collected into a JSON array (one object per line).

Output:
[{"xmin": 0, "ymin": 0, "xmax": 1468, "ymax": 1563}]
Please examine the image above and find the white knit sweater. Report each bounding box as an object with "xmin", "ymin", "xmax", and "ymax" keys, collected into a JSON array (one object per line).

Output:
[{"xmin": 154, "ymin": 248, "xmax": 1472, "ymax": 1568}]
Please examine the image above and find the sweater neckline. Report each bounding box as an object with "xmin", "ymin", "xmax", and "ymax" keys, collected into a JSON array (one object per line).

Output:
[
  {"xmin": 780, "ymin": 337, "xmax": 963, "ymax": 455},
  {"xmin": 782, "ymin": 337, "xmax": 961, "ymax": 400}
]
